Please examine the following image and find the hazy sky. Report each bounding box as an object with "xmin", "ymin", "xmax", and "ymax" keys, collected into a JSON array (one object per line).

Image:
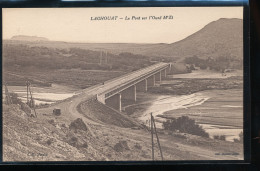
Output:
[{"xmin": 3, "ymin": 7, "xmax": 243, "ymax": 43}]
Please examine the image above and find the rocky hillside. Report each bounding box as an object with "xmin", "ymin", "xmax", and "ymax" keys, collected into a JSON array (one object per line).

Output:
[
  {"xmin": 141, "ymin": 18, "xmax": 243, "ymax": 60},
  {"xmin": 2, "ymin": 104, "xmax": 148, "ymax": 161},
  {"xmin": 3, "ymin": 102, "xmax": 243, "ymax": 161}
]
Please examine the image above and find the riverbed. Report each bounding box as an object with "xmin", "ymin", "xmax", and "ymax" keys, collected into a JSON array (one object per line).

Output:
[
  {"xmin": 3, "ymin": 84, "xmax": 79, "ymax": 105},
  {"xmin": 124, "ymin": 88, "xmax": 243, "ymax": 142}
]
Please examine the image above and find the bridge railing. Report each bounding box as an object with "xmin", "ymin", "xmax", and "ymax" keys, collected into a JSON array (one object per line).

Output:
[
  {"xmin": 82, "ymin": 62, "xmax": 168, "ymax": 95},
  {"xmin": 101, "ymin": 64, "xmax": 169, "ymax": 99},
  {"xmin": 103, "ymin": 62, "xmax": 167, "ymax": 84}
]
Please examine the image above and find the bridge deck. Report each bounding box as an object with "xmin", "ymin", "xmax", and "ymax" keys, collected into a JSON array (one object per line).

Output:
[
  {"xmin": 97, "ymin": 62, "xmax": 169, "ymax": 97},
  {"xmin": 80, "ymin": 62, "xmax": 169, "ymax": 100}
]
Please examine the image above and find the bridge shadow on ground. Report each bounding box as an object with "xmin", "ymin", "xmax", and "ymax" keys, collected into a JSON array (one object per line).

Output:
[{"xmin": 78, "ymin": 98, "xmax": 141, "ymax": 128}]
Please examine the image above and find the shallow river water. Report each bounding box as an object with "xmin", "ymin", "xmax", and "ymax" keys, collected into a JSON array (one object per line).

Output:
[
  {"xmin": 127, "ymin": 89, "xmax": 243, "ymax": 142},
  {"xmin": 3, "ymin": 85, "xmax": 77, "ymax": 105}
]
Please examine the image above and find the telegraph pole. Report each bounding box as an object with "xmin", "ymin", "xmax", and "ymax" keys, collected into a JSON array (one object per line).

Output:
[
  {"xmin": 151, "ymin": 113, "xmax": 154, "ymax": 160},
  {"xmin": 105, "ymin": 51, "xmax": 108, "ymax": 64},
  {"xmin": 27, "ymin": 81, "xmax": 37, "ymax": 117},
  {"xmin": 4, "ymin": 83, "xmax": 12, "ymax": 105},
  {"xmin": 152, "ymin": 114, "xmax": 164, "ymax": 160},
  {"xmin": 26, "ymin": 81, "xmax": 29, "ymax": 105},
  {"xmin": 150, "ymin": 113, "xmax": 163, "ymax": 161},
  {"xmin": 99, "ymin": 51, "xmax": 103, "ymax": 65}
]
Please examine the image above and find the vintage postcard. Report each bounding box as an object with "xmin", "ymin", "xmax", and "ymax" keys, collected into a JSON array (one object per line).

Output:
[{"xmin": 2, "ymin": 7, "xmax": 244, "ymax": 161}]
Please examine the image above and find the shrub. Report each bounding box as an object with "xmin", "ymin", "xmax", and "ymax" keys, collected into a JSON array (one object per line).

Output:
[
  {"xmin": 219, "ymin": 135, "xmax": 226, "ymax": 141},
  {"xmin": 173, "ymin": 133, "xmax": 187, "ymax": 139},
  {"xmin": 239, "ymin": 131, "xmax": 243, "ymax": 143},
  {"xmin": 35, "ymin": 103, "xmax": 49, "ymax": 108},
  {"xmin": 46, "ymin": 138, "xmax": 55, "ymax": 145},
  {"xmin": 9, "ymin": 92, "xmax": 22, "ymax": 105},
  {"xmin": 190, "ymin": 64, "xmax": 196, "ymax": 70},
  {"xmin": 68, "ymin": 136, "xmax": 78, "ymax": 147},
  {"xmin": 46, "ymin": 139, "xmax": 52, "ymax": 145},
  {"xmin": 214, "ymin": 135, "xmax": 226, "ymax": 141},
  {"xmin": 27, "ymin": 99, "xmax": 35, "ymax": 108},
  {"xmin": 234, "ymin": 131, "xmax": 243, "ymax": 143},
  {"xmin": 48, "ymin": 119, "xmax": 55, "ymax": 126},
  {"xmin": 162, "ymin": 116, "xmax": 209, "ymax": 138},
  {"xmin": 134, "ymin": 143, "xmax": 142, "ymax": 150},
  {"xmin": 69, "ymin": 118, "xmax": 88, "ymax": 132},
  {"xmin": 186, "ymin": 66, "xmax": 192, "ymax": 73},
  {"xmin": 214, "ymin": 135, "xmax": 220, "ymax": 140},
  {"xmin": 199, "ymin": 64, "xmax": 207, "ymax": 70},
  {"xmin": 114, "ymin": 140, "xmax": 130, "ymax": 152},
  {"xmin": 233, "ymin": 138, "xmax": 240, "ymax": 143}
]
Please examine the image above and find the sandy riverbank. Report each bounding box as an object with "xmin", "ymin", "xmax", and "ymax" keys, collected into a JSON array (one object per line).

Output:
[
  {"xmin": 123, "ymin": 69, "xmax": 243, "ymax": 142},
  {"xmin": 124, "ymin": 88, "xmax": 242, "ymax": 142}
]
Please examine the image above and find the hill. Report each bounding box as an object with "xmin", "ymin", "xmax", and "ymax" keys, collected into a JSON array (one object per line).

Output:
[
  {"xmin": 4, "ymin": 18, "xmax": 243, "ymax": 62},
  {"xmin": 144, "ymin": 18, "xmax": 243, "ymax": 61},
  {"xmin": 11, "ymin": 35, "xmax": 49, "ymax": 42}
]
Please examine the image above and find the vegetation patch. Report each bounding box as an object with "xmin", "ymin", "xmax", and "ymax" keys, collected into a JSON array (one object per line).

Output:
[
  {"xmin": 113, "ymin": 140, "xmax": 130, "ymax": 152},
  {"xmin": 162, "ymin": 116, "xmax": 209, "ymax": 138},
  {"xmin": 150, "ymin": 77, "xmax": 242, "ymax": 95},
  {"xmin": 213, "ymin": 135, "xmax": 226, "ymax": 141},
  {"xmin": 3, "ymin": 44, "xmax": 155, "ymax": 88},
  {"xmin": 69, "ymin": 118, "xmax": 88, "ymax": 132},
  {"xmin": 233, "ymin": 131, "xmax": 243, "ymax": 143},
  {"xmin": 185, "ymin": 55, "xmax": 242, "ymax": 72},
  {"xmin": 134, "ymin": 143, "xmax": 142, "ymax": 150}
]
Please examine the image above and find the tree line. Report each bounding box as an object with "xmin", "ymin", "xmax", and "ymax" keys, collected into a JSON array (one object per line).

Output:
[
  {"xmin": 185, "ymin": 55, "xmax": 242, "ymax": 73},
  {"xmin": 3, "ymin": 44, "xmax": 152, "ymax": 72}
]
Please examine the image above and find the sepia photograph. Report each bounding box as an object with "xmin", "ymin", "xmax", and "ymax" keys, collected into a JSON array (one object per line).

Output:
[{"xmin": 2, "ymin": 7, "xmax": 244, "ymax": 161}]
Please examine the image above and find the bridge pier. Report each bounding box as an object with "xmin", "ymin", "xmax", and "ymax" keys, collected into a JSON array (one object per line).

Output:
[
  {"xmin": 155, "ymin": 72, "xmax": 161, "ymax": 82},
  {"xmin": 167, "ymin": 64, "xmax": 172, "ymax": 74},
  {"xmin": 166, "ymin": 67, "xmax": 170, "ymax": 74},
  {"xmin": 105, "ymin": 93, "xmax": 121, "ymax": 111},
  {"xmin": 161, "ymin": 69, "xmax": 167, "ymax": 79},
  {"xmin": 121, "ymin": 85, "xmax": 136, "ymax": 102},
  {"xmin": 100, "ymin": 63, "xmax": 171, "ymax": 112},
  {"xmin": 96, "ymin": 94, "xmax": 105, "ymax": 104},
  {"xmin": 136, "ymin": 79, "xmax": 147, "ymax": 92},
  {"xmin": 147, "ymin": 75, "xmax": 155, "ymax": 87}
]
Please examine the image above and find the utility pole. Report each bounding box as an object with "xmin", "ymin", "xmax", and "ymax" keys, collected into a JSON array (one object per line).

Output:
[
  {"xmin": 26, "ymin": 81, "xmax": 29, "ymax": 105},
  {"xmin": 151, "ymin": 113, "xmax": 154, "ymax": 160},
  {"xmin": 105, "ymin": 51, "xmax": 108, "ymax": 64},
  {"xmin": 27, "ymin": 81, "xmax": 37, "ymax": 117},
  {"xmin": 152, "ymin": 114, "xmax": 164, "ymax": 160},
  {"xmin": 4, "ymin": 83, "xmax": 12, "ymax": 105},
  {"xmin": 150, "ymin": 113, "xmax": 163, "ymax": 161},
  {"xmin": 99, "ymin": 51, "xmax": 103, "ymax": 65}
]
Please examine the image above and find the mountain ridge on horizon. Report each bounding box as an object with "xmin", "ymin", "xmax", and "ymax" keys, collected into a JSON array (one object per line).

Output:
[
  {"xmin": 10, "ymin": 35, "xmax": 49, "ymax": 42},
  {"xmin": 6, "ymin": 18, "xmax": 243, "ymax": 61},
  {"xmin": 8, "ymin": 18, "xmax": 242, "ymax": 44}
]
